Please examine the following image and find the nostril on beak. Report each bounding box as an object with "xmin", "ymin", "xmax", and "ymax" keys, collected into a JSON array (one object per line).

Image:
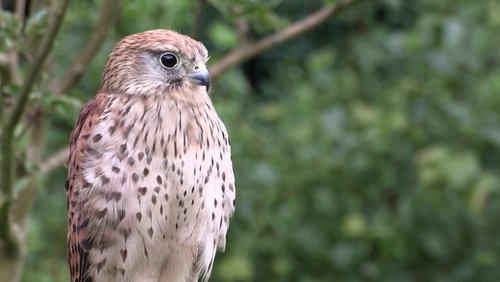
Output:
[{"xmin": 189, "ymin": 65, "xmax": 210, "ymax": 91}]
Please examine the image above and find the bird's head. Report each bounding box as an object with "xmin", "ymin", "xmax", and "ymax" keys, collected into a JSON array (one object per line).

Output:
[{"xmin": 100, "ymin": 29, "xmax": 210, "ymax": 101}]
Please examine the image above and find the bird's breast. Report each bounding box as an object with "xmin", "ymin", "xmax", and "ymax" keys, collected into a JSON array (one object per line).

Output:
[{"xmin": 78, "ymin": 94, "xmax": 235, "ymax": 280}]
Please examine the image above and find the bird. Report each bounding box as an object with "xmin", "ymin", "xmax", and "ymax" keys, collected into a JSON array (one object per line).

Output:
[{"xmin": 65, "ymin": 29, "xmax": 236, "ymax": 282}]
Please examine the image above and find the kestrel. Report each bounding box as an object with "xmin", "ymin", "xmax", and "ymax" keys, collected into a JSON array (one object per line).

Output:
[{"xmin": 65, "ymin": 30, "xmax": 236, "ymax": 282}]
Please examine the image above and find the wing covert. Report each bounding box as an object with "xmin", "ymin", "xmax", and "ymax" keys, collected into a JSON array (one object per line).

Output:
[{"xmin": 66, "ymin": 93, "xmax": 107, "ymax": 282}]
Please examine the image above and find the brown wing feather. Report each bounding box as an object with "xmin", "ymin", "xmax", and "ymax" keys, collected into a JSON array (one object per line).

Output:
[{"xmin": 66, "ymin": 93, "xmax": 108, "ymax": 282}]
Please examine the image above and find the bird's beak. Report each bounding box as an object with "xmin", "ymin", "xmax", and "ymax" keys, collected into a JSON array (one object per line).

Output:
[{"xmin": 188, "ymin": 63, "xmax": 210, "ymax": 91}]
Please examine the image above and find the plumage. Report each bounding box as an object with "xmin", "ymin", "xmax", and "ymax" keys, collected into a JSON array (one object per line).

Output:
[{"xmin": 65, "ymin": 30, "xmax": 235, "ymax": 282}]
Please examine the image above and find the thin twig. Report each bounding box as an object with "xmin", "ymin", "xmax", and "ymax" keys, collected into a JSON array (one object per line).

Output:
[
  {"xmin": 210, "ymin": 0, "xmax": 359, "ymax": 80},
  {"xmin": 52, "ymin": 0, "xmax": 121, "ymax": 95},
  {"xmin": 0, "ymin": 0, "xmax": 69, "ymax": 256}
]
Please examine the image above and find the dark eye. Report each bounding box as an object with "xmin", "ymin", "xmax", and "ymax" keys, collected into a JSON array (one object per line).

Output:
[{"xmin": 160, "ymin": 52, "xmax": 179, "ymax": 68}]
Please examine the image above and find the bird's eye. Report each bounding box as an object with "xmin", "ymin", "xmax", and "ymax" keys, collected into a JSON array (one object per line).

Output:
[{"xmin": 160, "ymin": 52, "xmax": 179, "ymax": 69}]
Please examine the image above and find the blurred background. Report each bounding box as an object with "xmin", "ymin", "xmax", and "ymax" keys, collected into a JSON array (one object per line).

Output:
[{"xmin": 1, "ymin": 0, "xmax": 500, "ymax": 281}]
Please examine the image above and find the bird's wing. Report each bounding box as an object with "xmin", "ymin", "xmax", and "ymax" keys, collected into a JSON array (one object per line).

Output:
[{"xmin": 66, "ymin": 93, "xmax": 108, "ymax": 282}]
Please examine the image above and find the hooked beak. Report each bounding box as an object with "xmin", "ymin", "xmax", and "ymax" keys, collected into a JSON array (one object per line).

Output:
[{"xmin": 188, "ymin": 64, "xmax": 210, "ymax": 91}]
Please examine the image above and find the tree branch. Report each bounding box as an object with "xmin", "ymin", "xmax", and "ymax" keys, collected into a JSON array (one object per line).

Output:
[
  {"xmin": 15, "ymin": 0, "xmax": 27, "ymax": 24},
  {"xmin": 52, "ymin": 0, "xmax": 121, "ymax": 95},
  {"xmin": 0, "ymin": 0, "xmax": 68, "ymax": 256},
  {"xmin": 210, "ymin": 0, "xmax": 359, "ymax": 80},
  {"xmin": 40, "ymin": 146, "xmax": 69, "ymax": 174},
  {"xmin": 8, "ymin": 0, "xmax": 68, "ymax": 129}
]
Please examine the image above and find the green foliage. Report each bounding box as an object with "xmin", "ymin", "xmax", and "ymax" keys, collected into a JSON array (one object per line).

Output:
[
  {"xmin": 20, "ymin": 0, "xmax": 500, "ymax": 281},
  {"xmin": 209, "ymin": 21, "xmax": 239, "ymax": 50},
  {"xmin": 0, "ymin": 10, "xmax": 21, "ymax": 50}
]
